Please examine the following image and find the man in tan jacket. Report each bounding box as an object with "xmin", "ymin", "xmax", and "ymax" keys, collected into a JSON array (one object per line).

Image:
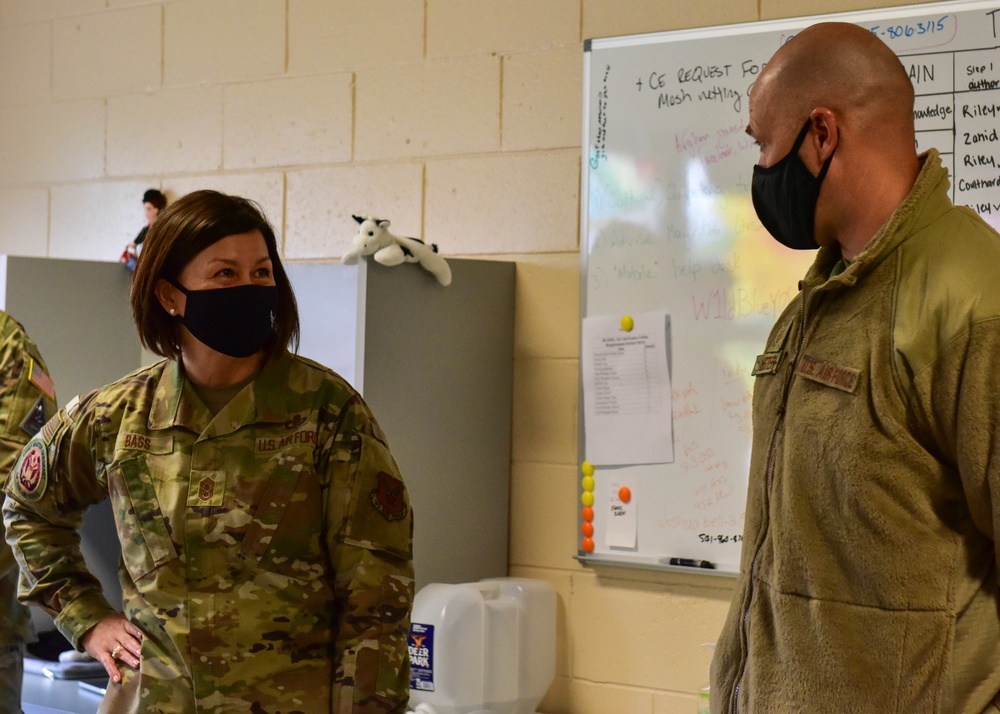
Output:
[{"xmin": 713, "ymin": 22, "xmax": 1000, "ymax": 713}]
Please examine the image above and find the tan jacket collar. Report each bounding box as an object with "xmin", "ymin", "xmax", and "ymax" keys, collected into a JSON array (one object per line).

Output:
[{"xmin": 804, "ymin": 149, "xmax": 952, "ymax": 291}]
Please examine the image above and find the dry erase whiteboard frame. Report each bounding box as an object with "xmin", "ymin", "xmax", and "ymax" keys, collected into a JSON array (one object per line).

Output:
[
  {"xmin": 575, "ymin": 552, "xmax": 736, "ymax": 578},
  {"xmin": 583, "ymin": 0, "xmax": 995, "ymax": 50},
  {"xmin": 578, "ymin": 0, "xmax": 1000, "ymax": 576}
]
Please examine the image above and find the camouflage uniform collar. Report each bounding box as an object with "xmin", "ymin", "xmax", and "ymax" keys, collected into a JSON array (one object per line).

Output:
[
  {"xmin": 147, "ymin": 360, "xmax": 213, "ymax": 433},
  {"xmin": 147, "ymin": 354, "xmax": 295, "ymax": 433},
  {"xmin": 249, "ymin": 352, "xmax": 298, "ymax": 424}
]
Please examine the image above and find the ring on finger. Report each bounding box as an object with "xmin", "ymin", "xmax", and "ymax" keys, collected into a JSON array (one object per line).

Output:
[{"xmin": 111, "ymin": 644, "xmax": 123, "ymax": 660}]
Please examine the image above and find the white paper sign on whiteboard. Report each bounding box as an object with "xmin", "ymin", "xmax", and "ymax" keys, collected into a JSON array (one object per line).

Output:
[{"xmin": 581, "ymin": 311, "xmax": 673, "ymax": 466}]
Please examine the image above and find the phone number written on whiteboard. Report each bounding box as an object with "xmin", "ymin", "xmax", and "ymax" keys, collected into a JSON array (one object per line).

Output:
[
  {"xmin": 783, "ymin": 15, "xmax": 954, "ymax": 44},
  {"xmin": 699, "ymin": 533, "xmax": 744, "ymax": 545},
  {"xmin": 867, "ymin": 16, "xmax": 948, "ymax": 39}
]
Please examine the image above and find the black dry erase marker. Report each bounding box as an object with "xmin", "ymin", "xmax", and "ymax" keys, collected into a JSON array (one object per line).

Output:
[{"xmin": 666, "ymin": 557, "xmax": 716, "ymax": 569}]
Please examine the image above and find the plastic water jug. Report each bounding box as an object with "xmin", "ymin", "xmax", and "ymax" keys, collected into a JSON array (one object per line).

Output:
[{"xmin": 407, "ymin": 577, "xmax": 556, "ymax": 714}]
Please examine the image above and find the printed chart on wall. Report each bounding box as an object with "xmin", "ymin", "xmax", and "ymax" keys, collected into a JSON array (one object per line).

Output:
[{"xmin": 579, "ymin": 0, "xmax": 1000, "ymax": 575}]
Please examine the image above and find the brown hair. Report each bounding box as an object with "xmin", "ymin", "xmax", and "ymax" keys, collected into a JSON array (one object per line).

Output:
[
  {"xmin": 142, "ymin": 189, "xmax": 168, "ymax": 211},
  {"xmin": 130, "ymin": 189, "xmax": 299, "ymax": 361}
]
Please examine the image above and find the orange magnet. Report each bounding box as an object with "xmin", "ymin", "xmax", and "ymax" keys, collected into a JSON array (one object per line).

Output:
[
  {"xmin": 581, "ymin": 537, "xmax": 595, "ymax": 553},
  {"xmin": 618, "ymin": 486, "xmax": 631, "ymax": 503},
  {"xmin": 581, "ymin": 521, "xmax": 594, "ymax": 538},
  {"xmin": 581, "ymin": 506, "xmax": 594, "ymax": 522}
]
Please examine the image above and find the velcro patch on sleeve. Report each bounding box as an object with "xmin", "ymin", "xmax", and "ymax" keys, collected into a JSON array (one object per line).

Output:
[
  {"xmin": 344, "ymin": 433, "xmax": 412, "ymax": 559},
  {"xmin": 27, "ymin": 359, "xmax": 55, "ymax": 400},
  {"xmin": 19, "ymin": 397, "xmax": 47, "ymax": 437},
  {"xmin": 10, "ymin": 438, "xmax": 48, "ymax": 502},
  {"xmin": 371, "ymin": 471, "xmax": 408, "ymax": 521}
]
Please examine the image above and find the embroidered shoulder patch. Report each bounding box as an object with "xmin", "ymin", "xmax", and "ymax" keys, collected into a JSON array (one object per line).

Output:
[
  {"xmin": 796, "ymin": 354, "xmax": 861, "ymax": 393},
  {"xmin": 11, "ymin": 438, "xmax": 48, "ymax": 502},
  {"xmin": 371, "ymin": 471, "xmax": 408, "ymax": 521},
  {"xmin": 27, "ymin": 359, "xmax": 55, "ymax": 400},
  {"xmin": 19, "ymin": 397, "xmax": 47, "ymax": 437}
]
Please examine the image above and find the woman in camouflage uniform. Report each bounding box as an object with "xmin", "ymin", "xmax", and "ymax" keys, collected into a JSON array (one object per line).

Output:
[{"xmin": 4, "ymin": 190, "xmax": 414, "ymax": 713}]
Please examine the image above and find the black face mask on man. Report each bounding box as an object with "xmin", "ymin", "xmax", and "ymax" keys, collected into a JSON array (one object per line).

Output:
[
  {"xmin": 751, "ymin": 120, "xmax": 835, "ymax": 251},
  {"xmin": 170, "ymin": 282, "xmax": 278, "ymax": 358}
]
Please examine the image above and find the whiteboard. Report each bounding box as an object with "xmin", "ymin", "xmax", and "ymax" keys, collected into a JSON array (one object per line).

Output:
[{"xmin": 579, "ymin": 0, "xmax": 1000, "ymax": 575}]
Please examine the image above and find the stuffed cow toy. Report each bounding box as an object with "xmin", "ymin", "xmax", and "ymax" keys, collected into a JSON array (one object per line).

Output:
[{"xmin": 344, "ymin": 215, "xmax": 452, "ymax": 286}]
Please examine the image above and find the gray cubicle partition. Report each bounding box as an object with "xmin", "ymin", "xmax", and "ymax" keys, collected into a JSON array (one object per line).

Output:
[
  {"xmin": 287, "ymin": 259, "xmax": 515, "ymax": 590},
  {"xmin": 0, "ymin": 256, "xmax": 142, "ymax": 632},
  {"xmin": 0, "ymin": 256, "xmax": 143, "ymax": 401}
]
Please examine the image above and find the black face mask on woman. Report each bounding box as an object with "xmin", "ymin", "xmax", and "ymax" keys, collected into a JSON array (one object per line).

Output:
[
  {"xmin": 751, "ymin": 120, "xmax": 835, "ymax": 251},
  {"xmin": 171, "ymin": 282, "xmax": 278, "ymax": 358}
]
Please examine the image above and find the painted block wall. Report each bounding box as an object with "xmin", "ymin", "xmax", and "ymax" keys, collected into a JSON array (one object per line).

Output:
[{"xmin": 0, "ymin": 0, "xmax": 927, "ymax": 711}]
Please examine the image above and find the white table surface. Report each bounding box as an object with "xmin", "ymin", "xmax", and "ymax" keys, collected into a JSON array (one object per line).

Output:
[{"xmin": 22, "ymin": 670, "xmax": 105, "ymax": 714}]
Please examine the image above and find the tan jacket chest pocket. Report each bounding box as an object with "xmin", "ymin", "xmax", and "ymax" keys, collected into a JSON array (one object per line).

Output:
[{"xmin": 107, "ymin": 457, "xmax": 179, "ymax": 582}]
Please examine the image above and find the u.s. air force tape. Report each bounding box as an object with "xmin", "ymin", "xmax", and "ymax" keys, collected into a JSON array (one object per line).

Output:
[{"xmin": 11, "ymin": 437, "xmax": 48, "ymax": 502}]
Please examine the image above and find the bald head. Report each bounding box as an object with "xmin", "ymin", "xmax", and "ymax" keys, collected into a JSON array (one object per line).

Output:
[
  {"xmin": 756, "ymin": 22, "xmax": 914, "ymax": 139},
  {"xmin": 747, "ymin": 22, "xmax": 922, "ymax": 258}
]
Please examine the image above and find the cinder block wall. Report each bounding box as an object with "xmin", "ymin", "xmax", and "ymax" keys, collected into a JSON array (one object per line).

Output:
[{"xmin": 0, "ymin": 0, "xmax": 922, "ymax": 711}]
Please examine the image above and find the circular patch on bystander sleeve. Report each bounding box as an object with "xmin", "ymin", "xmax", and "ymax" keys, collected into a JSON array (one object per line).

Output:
[{"xmin": 11, "ymin": 438, "xmax": 48, "ymax": 502}]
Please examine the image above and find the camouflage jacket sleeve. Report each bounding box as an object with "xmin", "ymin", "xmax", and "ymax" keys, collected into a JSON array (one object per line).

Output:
[
  {"xmin": 321, "ymin": 393, "xmax": 414, "ymax": 714},
  {"xmin": 0, "ymin": 315, "xmax": 58, "ymax": 637},
  {"xmin": 0, "ymin": 316, "xmax": 58, "ymax": 478},
  {"xmin": 3, "ymin": 389, "xmax": 117, "ymax": 648}
]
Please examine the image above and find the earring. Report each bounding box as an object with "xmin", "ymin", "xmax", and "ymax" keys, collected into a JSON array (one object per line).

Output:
[{"xmin": 169, "ymin": 308, "xmax": 176, "ymax": 315}]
